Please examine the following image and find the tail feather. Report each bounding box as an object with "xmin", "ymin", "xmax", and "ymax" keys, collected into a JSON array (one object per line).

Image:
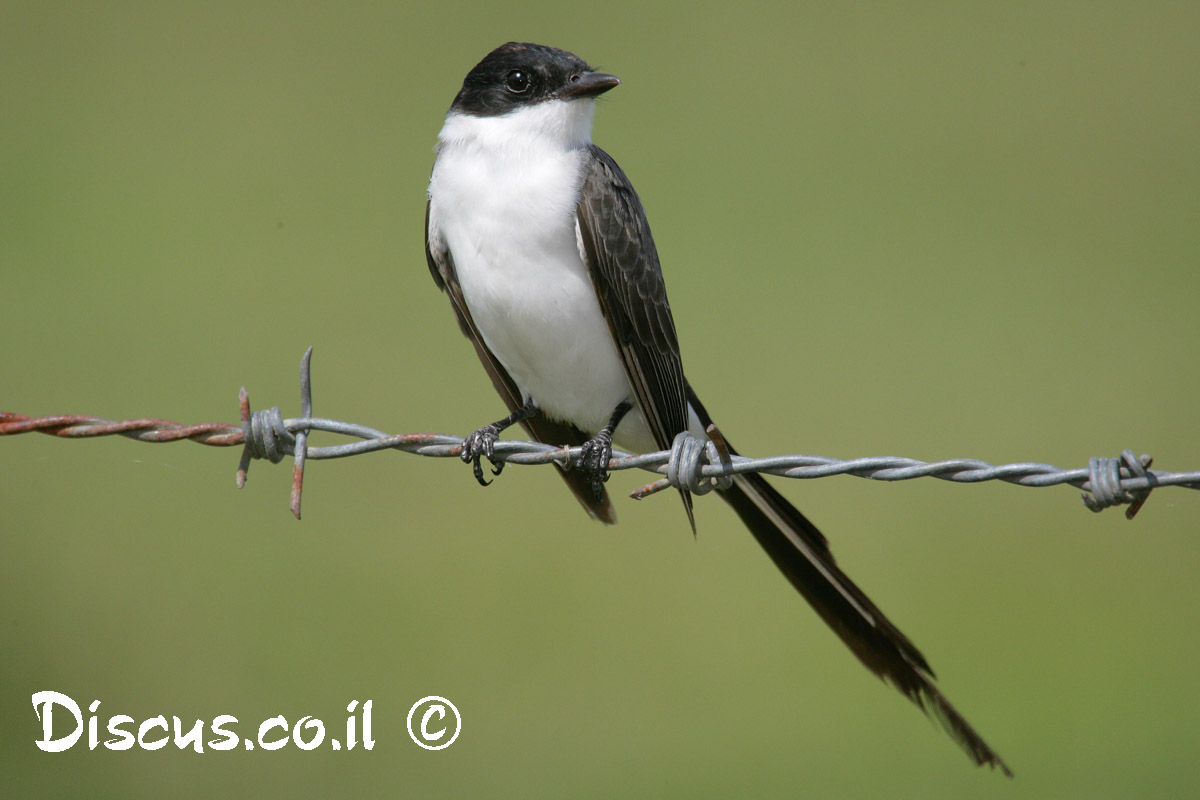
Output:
[{"xmin": 690, "ymin": 388, "xmax": 1010, "ymax": 775}]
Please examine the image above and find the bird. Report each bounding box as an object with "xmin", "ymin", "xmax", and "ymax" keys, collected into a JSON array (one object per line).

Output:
[{"xmin": 424, "ymin": 41, "xmax": 1010, "ymax": 775}]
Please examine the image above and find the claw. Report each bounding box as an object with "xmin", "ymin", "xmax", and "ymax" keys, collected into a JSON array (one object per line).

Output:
[
  {"xmin": 462, "ymin": 424, "xmax": 502, "ymax": 486},
  {"xmin": 457, "ymin": 401, "xmax": 539, "ymax": 488}
]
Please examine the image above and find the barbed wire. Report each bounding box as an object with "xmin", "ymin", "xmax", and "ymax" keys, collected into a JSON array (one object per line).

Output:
[{"xmin": 4, "ymin": 348, "xmax": 1197, "ymax": 520}]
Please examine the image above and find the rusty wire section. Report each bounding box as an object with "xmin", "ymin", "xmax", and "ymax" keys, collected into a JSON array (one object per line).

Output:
[{"xmin": 4, "ymin": 348, "xmax": 1198, "ymax": 520}]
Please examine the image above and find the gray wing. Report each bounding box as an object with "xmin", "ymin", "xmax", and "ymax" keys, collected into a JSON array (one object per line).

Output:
[
  {"xmin": 575, "ymin": 145, "xmax": 693, "ymax": 525},
  {"xmin": 426, "ymin": 199, "xmax": 616, "ymax": 523}
]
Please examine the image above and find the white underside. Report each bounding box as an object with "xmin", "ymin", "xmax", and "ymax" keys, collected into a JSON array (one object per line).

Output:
[{"xmin": 429, "ymin": 101, "xmax": 703, "ymax": 453}]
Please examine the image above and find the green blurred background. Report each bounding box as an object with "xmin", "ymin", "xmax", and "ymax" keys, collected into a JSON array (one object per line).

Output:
[{"xmin": 3, "ymin": 2, "xmax": 1198, "ymax": 797}]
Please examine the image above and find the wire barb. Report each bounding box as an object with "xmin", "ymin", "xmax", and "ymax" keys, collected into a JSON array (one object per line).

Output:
[
  {"xmin": 3, "ymin": 349, "xmax": 1198, "ymax": 518},
  {"xmin": 289, "ymin": 347, "xmax": 315, "ymax": 519}
]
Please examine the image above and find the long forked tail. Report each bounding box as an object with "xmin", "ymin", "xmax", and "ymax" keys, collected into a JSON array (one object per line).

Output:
[{"xmin": 688, "ymin": 388, "xmax": 1011, "ymax": 776}]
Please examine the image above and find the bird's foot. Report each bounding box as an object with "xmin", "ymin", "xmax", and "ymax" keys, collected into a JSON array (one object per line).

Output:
[
  {"xmin": 461, "ymin": 424, "xmax": 505, "ymax": 485},
  {"xmin": 459, "ymin": 401, "xmax": 540, "ymax": 487},
  {"xmin": 579, "ymin": 432, "xmax": 615, "ymax": 502}
]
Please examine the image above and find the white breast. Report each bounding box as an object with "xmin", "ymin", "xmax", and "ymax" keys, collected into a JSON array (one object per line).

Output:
[{"xmin": 428, "ymin": 101, "xmax": 646, "ymax": 442}]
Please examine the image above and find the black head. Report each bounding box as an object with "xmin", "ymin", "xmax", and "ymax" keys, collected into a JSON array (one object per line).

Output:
[{"xmin": 451, "ymin": 42, "xmax": 619, "ymax": 117}]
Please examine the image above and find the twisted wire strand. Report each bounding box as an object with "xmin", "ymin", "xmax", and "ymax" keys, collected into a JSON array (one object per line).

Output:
[{"xmin": 3, "ymin": 348, "xmax": 1196, "ymax": 519}]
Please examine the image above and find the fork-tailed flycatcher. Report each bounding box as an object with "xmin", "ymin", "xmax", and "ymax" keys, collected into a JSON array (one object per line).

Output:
[{"xmin": 424, "ymin": 41, "xmax": 1009, "ymax": 775}]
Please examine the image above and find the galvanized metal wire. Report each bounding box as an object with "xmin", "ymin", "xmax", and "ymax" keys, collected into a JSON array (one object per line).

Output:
[{"xmin": 3, "ymin": 348, "xmax": 1196, "ymax": 519}]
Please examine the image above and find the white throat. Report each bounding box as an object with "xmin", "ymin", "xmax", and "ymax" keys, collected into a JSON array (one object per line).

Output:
[{"xmin": 436, "ymin": 98, "xmax": 598, "ymax": 155}]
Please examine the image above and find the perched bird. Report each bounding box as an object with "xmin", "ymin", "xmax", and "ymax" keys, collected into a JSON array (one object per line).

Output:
[{"xmin": 425, "ymin": 41, "xmax": 1009, "ymax": 775}]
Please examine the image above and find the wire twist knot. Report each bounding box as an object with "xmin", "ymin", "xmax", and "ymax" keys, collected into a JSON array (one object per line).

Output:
[
  {"xmin": 665, "ymin": 431, "xmax": 734, "ymax": 495},
  {"xmin": 1082, "ymin": 450, "xmax": 1154, "ymax": 517},
  {"xmin": 244, "ymin": 406, "xmax": 292, "ymax": 464}
]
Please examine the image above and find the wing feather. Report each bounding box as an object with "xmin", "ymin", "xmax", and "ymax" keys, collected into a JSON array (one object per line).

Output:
[{"xmin": 575, "ymin": 145, "xmax": 693, "ymax": 525}]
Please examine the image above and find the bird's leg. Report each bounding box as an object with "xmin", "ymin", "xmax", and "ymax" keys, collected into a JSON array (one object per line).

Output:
[
  {"xmin": 461, "ymin": 400, "xmax": 538, "ymax": 486},
  {"xmin": 579, "ymin": 401, "xmax": 632, "ymax": 501}
]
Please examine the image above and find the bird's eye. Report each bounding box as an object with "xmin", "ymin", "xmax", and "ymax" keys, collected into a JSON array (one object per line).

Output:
[{"xmin": 505, "ymin": 70, "xmax": 530, "ymax": 93}]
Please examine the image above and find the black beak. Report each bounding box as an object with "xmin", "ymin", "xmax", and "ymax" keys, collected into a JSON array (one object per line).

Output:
[{"xmin": 560, "ymin": 71, "xmax": 620, "ymax": 99}]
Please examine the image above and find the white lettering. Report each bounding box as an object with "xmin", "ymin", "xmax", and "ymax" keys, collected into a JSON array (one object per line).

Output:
[
  {"xmin": 30, "ymin": 694, "xmax": 375, "ymax": 754},
  {"xmin": 345, "ymin": 700, "xmax": 358, "ymax": 750},
  {"xmin": 88, "ymin": 700, "xmax": 101, "ymax": 749},
  {"xmin": 362, "ymin": 700, "xmax": 374, "ymax": 750},
  {"xmin": 292, "ymin": 716, "xmax": 324, "ymax": 751},
  {"xmin": 31, "ymin": 691, "xmax": 83, "ymax": 753},
  {"xmin": 105, "ymin": 715, "xmax": 136, "ymax": 750},
  {"xmin": 420, "ymin": 705, "xmax": 446, "ymax": 742},
  {"xmin": 258, "ymin": 716, "xmax": 289, "ymax": 751},
  {"xmin": 137, "ymin": 716, "xmax": 169, "ymax": 750},
  {"xmin": 208, "ymin": 715, "xmax": 239, "ymax": 751},
  {"xmin": 173, "ymin": 717, "xmax": 205, "ymax": 753}
]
